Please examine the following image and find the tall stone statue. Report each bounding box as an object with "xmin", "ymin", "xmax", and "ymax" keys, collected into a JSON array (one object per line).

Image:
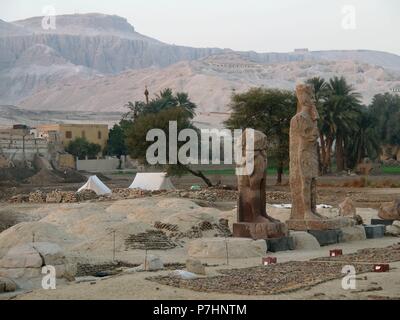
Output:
[
  {"xmin": 233, "ymin": 129, "xmax": 288, "ymax": 239},
  {"xmin": 287, "ymin": 84, "xmax": 353, "ymax": 230},
  {"xmin": 289, "ymin": 84, "xmax": 321, "ymax": 221}
]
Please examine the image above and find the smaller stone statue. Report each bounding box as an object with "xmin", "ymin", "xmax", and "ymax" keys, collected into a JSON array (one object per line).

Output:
[{"xmin": 233, "ymin": 129, "xmax": 288, "ymax": 239}]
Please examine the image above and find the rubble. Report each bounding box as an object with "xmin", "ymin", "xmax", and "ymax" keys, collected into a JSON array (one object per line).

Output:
[
  {"xmin": 28, "ymin": 190, "xmax": 46, "ymax": 203},
  {"xmin": 149, "ymin": 261, "xmax": 373, "ymax": 296},
  {"xmin": 46, "ymin": 190, "xmax": 63, "ymax": 203},
  {"xmin": 124, "ymin": 230, "xmax": 177, "ymax": 250},
  {"xmin": 76, "ymin": 189, "xmax": 98, "ymax": 201}
]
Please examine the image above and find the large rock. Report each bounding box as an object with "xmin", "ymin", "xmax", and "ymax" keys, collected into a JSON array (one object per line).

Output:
[
  {"xmin": 0, "ymin": 244, "xmax": 43, "ymax": 269},
  {"xmin": 378, "ymin": 199, "xmax": 400, "ymax": 220},
  {"xmin": 339, "ymin": 197, "xmax": 356, "ymax": 217},
  {"xmin": 290, "ymin": 231, "xmax": 320, "ymax": 250},
  {"xmin": 341, "ymin": 226, "xmax": 367, "ymax": 242},
  {"xmin": 186, "ymin": 259, "xmax": 206, "ymax": 275},
  {"xmin": 0, "ymin": 277, "xmax": 17, "ymax": 293},
  {"xmin": 385, "ymin": 225, "xmax": 400, "ymax": 236},
  {"xmin": 0, "ymin": 242, "xmax": 69, "ymax": 282},
  {"xmin": 188, "ymin": 238, "xmax": 267, "ymax": 259}
]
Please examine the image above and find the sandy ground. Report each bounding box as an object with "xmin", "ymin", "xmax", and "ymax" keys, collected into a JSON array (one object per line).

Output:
[
  {"xmin": 8, "ymin": 237, "xmax": 400, "ymax": 300},
  {"xmin": 1, "ymin": 173, "xmax": 400, "ymax": 300}
]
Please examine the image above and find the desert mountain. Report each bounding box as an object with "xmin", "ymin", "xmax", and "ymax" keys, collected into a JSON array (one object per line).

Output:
[
  {"xmin": 17, "ymin": 53, "xmax": 400, "ymax": 128},
  {"xmin": 1, "ymin": 13, "xmax": 400, "ymax": 127}
]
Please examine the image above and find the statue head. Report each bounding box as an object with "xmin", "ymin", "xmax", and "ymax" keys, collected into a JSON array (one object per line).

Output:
[
  {"xmin": 296, "ymin": 83, "xmax": 319, "ymax": 121},
  {"xmin": 240, "ymin": 129, "xmax": 267, "ymax": 152}
]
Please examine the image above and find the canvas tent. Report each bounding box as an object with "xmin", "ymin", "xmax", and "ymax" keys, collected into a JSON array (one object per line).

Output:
[
  {"xmin": 78, "ymin": 175, "xmax": 112, "ymax": 195},
  {"xmin": 129, "ymin": 173, "xmax": 175, "ymax": 191}
]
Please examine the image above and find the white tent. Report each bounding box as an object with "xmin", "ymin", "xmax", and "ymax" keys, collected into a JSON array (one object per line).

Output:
[
  {"xmin": 78, "ymin": 175, "xmax": 112, "ymax": 195},
  {"xmin": 129, "ymin": 173, "xmax": 175, "ymax": 191}
]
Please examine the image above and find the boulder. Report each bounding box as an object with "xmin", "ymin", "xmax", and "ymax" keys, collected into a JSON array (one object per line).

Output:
[
  {"xmin": 186, "ymin": 259, "xmax": 206, "ymax": 275},
  {"xmin": 0, "ymin": 242, "xmax": 70, "ymax": 283},
  {"xmin": 0, "ymin": 244, "xmax": 43, "ymax": 269},
  {"xmin": 378, "ymin": 199, "xmax": 400, "ymax": 221},
  {"xmin": 339, "ymin": 197, "xmax": 356, "ymax": 217},
  {"xmin": 0, "ymin": 277, "xmax": 17, "ymax": 293},
  {"xmin": 187, "ymin": 238, "xmax": 267, "ymax": 259},
  {"xmin": 290, "ymin": 231, "xmax": 320, "ymax": 250},
  {"xmin": 341, "ymin": 226, "xmax": 367, "ymax": 242},
  {"xmin": 385, "ymin": 225, "xmax": 400, "ymax": 236}
]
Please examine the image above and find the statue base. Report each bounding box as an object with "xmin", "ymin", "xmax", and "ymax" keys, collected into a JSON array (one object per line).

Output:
[
  {"xmin": 233, "ymin": 222, "xmax": 288, "ymax": 240},
  {"xmin": 286, "ymin": 217, "xmax": 354, "ymax": 231}
]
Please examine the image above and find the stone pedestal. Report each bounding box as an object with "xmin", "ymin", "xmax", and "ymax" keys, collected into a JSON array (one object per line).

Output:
[
  {"xmin": 371, "ymin": 219, "xmax": 394, "ymax": 226},
  {"xmin": 308, "ymin": 229, "xmax": 343, "ymax": 246},
  {"xmin": 233, "ymin": 222, "xmax": 288, "ymax": 240},
  {"xmin": 286, "ymin": 217, "xmax": 354, "ymax": 231},
  {"xmin": 266, "ymin": 237, "xmax": 295, "ymax": 252},
  {"xmin": 364, "ymin": 225, "xmax": 385, "ymax": 239}
]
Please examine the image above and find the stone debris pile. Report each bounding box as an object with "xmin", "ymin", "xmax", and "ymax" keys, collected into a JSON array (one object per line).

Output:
[
  {"xmin": 8, "ymin": 189, "xmax": 99, "ymax": 204},
  {"xmin": 156, "ymin": 219, "xmax": 232, "ymax": 241},
  {"xmin": 124, "ymin": 230, "xmax": 177, "ymax": 250},
  {"xmin": 149, "ymin": 261, "xmax": 373, "ymax": 296},
  {"xmin": 312, "ymin": 243, "xmax": 400, "ymax": 264}
]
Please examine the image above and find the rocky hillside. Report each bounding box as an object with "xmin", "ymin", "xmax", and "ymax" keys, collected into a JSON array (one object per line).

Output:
[
  {"xmin": 1, "ymin": 13, "xmax": 400, "ymax": 127},
  {"xmin": 15, "ymin": 53, "xmax": 400, "ymax": 128}
]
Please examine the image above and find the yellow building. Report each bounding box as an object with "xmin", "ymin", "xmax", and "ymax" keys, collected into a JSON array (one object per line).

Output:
[{"xmin": 37, "ymin": 124, "xmax": 109, "ymax": 151}]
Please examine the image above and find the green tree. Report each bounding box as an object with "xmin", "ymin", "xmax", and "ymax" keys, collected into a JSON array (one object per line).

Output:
[
  {"xmin": 224, "ymin": 88, "xmax": 297, "ymax": 184},
  {"xmin": 320, "ymin": 76, "xmax": 362, "ymax": 172},
  {"xmin": 142, "ymin": 89, "xmax": 197, "ymax": 119},
  {"xmin": 369, "ymin": 93, "xmax": 400, "ymax": 146},
  {"xmin": 106, "ymin": 123, "xmax": 129, "ymax": 169},
  {"xmin": 125, "ymin": 89, "xmax": 212, "ymax": 186},
  {"xmin": 306, "ymin": 77, "xmax": 329, "ymax": 174},
  {"xmin": 66, "ymin": 137, "xmax": 102, "ymax": 160},
  {"xmin": 345, "ymin": 108, "xmax": 381, "ymax": 168}
]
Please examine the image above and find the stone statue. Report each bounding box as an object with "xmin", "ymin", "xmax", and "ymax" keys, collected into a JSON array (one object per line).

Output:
[
  {"xmin": 287, "ymin": 84, "xmax": 354, "ymax": 230},
  {"xmin": 233, "ymin": 129, "xmax": 288, "ymax": 239},
  {"xmin": 289, "ymin": 84, "xmax": 321, "ymax": 221}
]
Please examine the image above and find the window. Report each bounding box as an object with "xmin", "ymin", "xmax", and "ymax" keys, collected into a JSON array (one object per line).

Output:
[
  {"xmin": 98, "ymin": 131, "xmax": 102, "ymax": 139},
  {"xmin": 82, "ymin": 130, "xmax": 86, "ymax": 139},
  {"xmin": 65, "ymin": 131, "xmax": 72, "ymax": 139}
]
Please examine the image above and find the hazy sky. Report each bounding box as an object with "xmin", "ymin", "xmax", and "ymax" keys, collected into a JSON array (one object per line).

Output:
[{"xmin": 1, "ymin": 0, "xmax": 399, "ymax": 55}]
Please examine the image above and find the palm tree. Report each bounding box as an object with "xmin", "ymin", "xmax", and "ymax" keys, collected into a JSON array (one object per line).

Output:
[
  {"xmin": 346, "ymin": 108, "xmax": 381, "ymax": 168},
  {"xmin": 306, "ymin": 77, "xmax": 329, "ymax": 174},
  {"xmin": 176, "ymin": 92, "xmax": 197, "ymax": 119},
  {"xmin": 146, "ymin": 89, "xmax": 197, "ymax": 119},
  {"xmin": 325, "ymin": 76, "xmax": 362, "ymax": 172}
]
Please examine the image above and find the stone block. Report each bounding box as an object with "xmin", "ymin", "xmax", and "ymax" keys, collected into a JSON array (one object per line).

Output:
[
  {"xmin": 144, "ymin": 255, "xmax": 164, "ymax": 271},
  {"xmin": 287, "ymin": 217, "xmax": 354, "ymax": 231},
  {"xmin": 188, "ymin": 238, "xmax": 267, "ymax": 259},
  {"xmin": 186, "ymin": 259, "xmax": 206, "ymax": 275},
  {"xmin": 265, "ymin": 237, "xmax": 294, "ymax": 252},
  {"xmin": 371, "ymin": 219, "xmax": 394, "ymax": 226},
  {"xmin": 308, "ymin": 229, "xmax": 343, "ymax": 246},
  {"xmin": 364, "ymin": 225, "xmax": 385, "ymax": 239},
  {"xmin": 233, "ymin": 222, "xmax": 288, "ymax": 240}
]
